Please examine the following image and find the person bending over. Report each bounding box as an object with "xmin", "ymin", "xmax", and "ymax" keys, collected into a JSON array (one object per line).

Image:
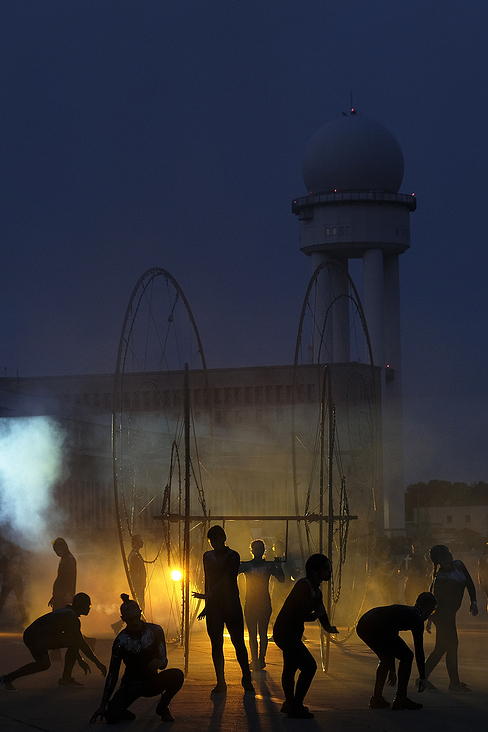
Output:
[
  {"xmin": 356, "ymin": 591, "xmax": 437, "ymax": 710},
  {"xmin": 192, "ymin": 525, "xmax": 253, "ymax": 694},
  {"xmin": 239, "ymin": 539, "xmax": 285, "ymax": 670},
  {"xmin": 273, "ymin": 553, "xmax": 338, "ymax": 719},
  {"xmin": 90, "ymin": 594, "xmax": 183, "ymax": 724},
  {"xmin": 0, "ymin": 592, "xmax": 106, "ymax": 690}
]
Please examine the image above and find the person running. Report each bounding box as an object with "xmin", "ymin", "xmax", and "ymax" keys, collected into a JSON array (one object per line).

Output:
[
  {"xmin": 424, "ymin": 544, "xmax": 478, "ymax": 692},
  {"xmin": 0, "ymin": 592, "xmax": 106, "ymax": 690},
  {"xmin": 192, "ymin": 525, "xmax": 254, "ymax": 694},
  {"xmin": 356, "ymin": 591, "xmax": 437, "ymax": 710},
  {"xmin": 273, "ymin": 553, "xmax": 338, "ymax": 719},
  {"xmin": 239, "ymin": 539, "xmax": 285, "ymax": 670},
  {"xmin": 90, "ymin": 594, "xmax": 183, "ymax": 724}
]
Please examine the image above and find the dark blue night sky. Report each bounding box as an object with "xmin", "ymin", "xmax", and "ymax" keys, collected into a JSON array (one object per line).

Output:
[{"xmin": 1, "ymin": 2, "xmax": 487, "ymax": 485}]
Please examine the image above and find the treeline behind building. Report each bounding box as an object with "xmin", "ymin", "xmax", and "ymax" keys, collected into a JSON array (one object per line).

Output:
[{"xmin": 405, "ymin": 480, "xmax": 488, "ymax": 521}]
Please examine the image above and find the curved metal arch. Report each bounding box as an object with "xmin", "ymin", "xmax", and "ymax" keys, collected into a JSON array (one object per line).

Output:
[
  {"xmin": 112, "ymin": 267, "xmax": 208, "ymax": 612},
  {"xmin": 291, "ymin": 259, "xmax": 380, "ymax": 669}
]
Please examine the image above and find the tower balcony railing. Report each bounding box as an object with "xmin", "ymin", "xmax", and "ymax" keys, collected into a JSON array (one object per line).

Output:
[{"xmin": 292, "ymin": 190, "xmax": 417, "ymax": 213}]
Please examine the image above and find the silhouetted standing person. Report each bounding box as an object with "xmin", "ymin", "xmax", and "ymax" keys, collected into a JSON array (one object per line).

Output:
[
  {"xmin": 424, "ymin": 544, "xmax": 478, "ymax": 691},
  {"xmin": 0, "ymin": 542, "xmax": 28, "ymax": 627},
  {"xmin": 399, "ymin": 544, "xmax": 430, "ymax": 605},
  {"xmin": 239, "ymin": 539, "xmax": 284, "ymax": 670},
  {"xmin": 90, "ymin": 594, "xmax": 183, "ymax": 724},
  {"xmin": 477, "ymin": 543, "xmax": 488, "ymax": 613},
  {"xmin": 273, "ymin": 553, "xmax": 338, "ymax": 719},
  {"xmin": 192, "ymin": 525, "xmax": 253, "ymax": 694},
  {"xmin": 357, "ymin": 592, "xmax": 436, "ymax": 710},
  {"xmin": 128, "ymin": 534, "xmax": 146, "ymax": 613},
  {"xmin": 376, "ymin": 544, "xmax": 399, "ymax": 604},
  {"xmin": 49, "ymin": 538, "xmax": 76, "ymax": 610},
  {"xmin": 0, "ymin": 592, "xmax": 106, "ymax": 690}
]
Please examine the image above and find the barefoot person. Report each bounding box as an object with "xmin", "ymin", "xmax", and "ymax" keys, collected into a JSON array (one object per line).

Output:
[
  {"xmin": 239, "ymin": 539, "xmax": 285, "ymax": 670},
  {"xmin": 424, "ymin": 544, "xmax": 478, "ymax": 691},
  {"xmin": 0, "ymin": 592, "xmax": 106, "ymax": 690},
  {"xmin": 273, "ymin": 553, "xmax": 338, "ymax": 719},
  {"xmin": 192, "ymin": 525, "xmax": 253, "ymax": 694},
  {"xmin": 128, "ymin": 534, "xmax": 146, "ymax": 612},
  {"xmin": 90, "ymin": 594, "xmax": 183, "ymax": 724},
  {"xmin": 49, "ymin": 537, "xmax": 76, "ymax": 610},
  {"xmin": 356, "ymin": 591, "xmax": 437, "ymax": 710}
]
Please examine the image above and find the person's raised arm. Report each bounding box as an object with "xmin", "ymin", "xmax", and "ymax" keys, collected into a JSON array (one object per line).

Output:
[{"xmin": 271, "ymin": 560, "xmax": 285, "ymax": 583}]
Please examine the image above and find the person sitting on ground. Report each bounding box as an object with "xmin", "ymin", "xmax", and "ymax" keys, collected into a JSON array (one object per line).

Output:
[
  {"xmin": 192, "ymin": 525, "xmax": 254, "ymax": 694},
  {"xmin": 356, "ymin": 591, "xmax": 437, "ymax": 710},
  {"xmin": 90, "ymin": 594, "xmax": 184, "ymax": 725},
  {"xmin": 0, "ymin": 592, "xmax": 106, "ymax": 691},
  {"xmin": 273, "ymin": 553, "xmax": 338, "ymax": 720},
  {"xmin": 239, "ymin": 539, "xmax": 285, "ymax": 671}
]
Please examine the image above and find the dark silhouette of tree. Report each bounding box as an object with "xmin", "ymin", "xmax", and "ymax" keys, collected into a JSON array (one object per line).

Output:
[{"xmin": 405, "ymin": 481, "xmax": 488, "ymax": 521}]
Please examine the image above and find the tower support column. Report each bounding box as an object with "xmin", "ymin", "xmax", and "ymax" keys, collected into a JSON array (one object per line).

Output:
[
  {"xmin": 383, "ymin": 253, "xmax": 405, "ymax": 533},
  {"xmin": 362, "ymin": 248, "xmax": 385, "ymax": 369}
]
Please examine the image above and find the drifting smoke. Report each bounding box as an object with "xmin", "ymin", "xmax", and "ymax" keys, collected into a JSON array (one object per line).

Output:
[{"xmin": 0, "ymin": 417, "xmax": 66, "ymax": 549}]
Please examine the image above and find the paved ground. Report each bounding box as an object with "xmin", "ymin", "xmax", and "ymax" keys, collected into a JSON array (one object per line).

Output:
[{"xmin": 0, "ymin": 621, "xmax": 487, "ymax": 732}]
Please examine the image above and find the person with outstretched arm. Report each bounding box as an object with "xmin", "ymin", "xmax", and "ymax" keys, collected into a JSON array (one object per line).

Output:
[{"xmin": 239, "ymin": 539, "xmax": 285, "ymax": 670}]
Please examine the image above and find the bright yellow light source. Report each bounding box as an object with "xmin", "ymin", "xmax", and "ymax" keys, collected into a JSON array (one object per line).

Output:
[{"xmin": 171, "ymin": 570, "xmax": 182, "ymax": 582}]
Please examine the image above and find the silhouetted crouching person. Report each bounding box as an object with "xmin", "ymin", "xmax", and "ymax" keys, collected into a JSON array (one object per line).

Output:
[
  {"xmin": 0, "ymin": 593, "xmax": 106, "ymax": 691},
  {"xmin": 356, "ymin": 592, "xmax": 436, "ymax": 710},
  {"xmin": 90, "ymin": 594, "xmax": 183, "ymax": 724},
  {"xmin": 192, "ymin": 525, "xmax": 254, "ymax": 694},
  {"xmin": 273, "ymin": 553, "xmax": 338, "ymax": 719}
]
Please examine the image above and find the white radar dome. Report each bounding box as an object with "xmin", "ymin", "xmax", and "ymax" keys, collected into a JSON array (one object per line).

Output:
[{"xmin": 302, "ymin": 111, "xmax": 404, "ymax": 194}]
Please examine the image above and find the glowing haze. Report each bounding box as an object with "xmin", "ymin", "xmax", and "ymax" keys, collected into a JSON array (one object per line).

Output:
[{"xmin": 0, "ymin": 417, "xmax": 66, "ymax": 549}]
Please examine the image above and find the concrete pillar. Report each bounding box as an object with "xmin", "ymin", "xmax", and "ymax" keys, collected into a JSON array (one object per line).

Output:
[
  {"xmin": 384, "ymin": 254, "xmax": 402, "ymax": 374},
  {"xmin": 332, "ymin": 257, "xmax": 350, "ymax": 363},
  {"xmin": 311, "ymin": 252, "xmax": 334, "ymax": 363},
  {"xmin": 362, "ymin": 249, "xmax": 385, "ymax": 369},
  {"xmin": 383, "ymin": 253, "xmax": 405, "ymax": 533}
]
